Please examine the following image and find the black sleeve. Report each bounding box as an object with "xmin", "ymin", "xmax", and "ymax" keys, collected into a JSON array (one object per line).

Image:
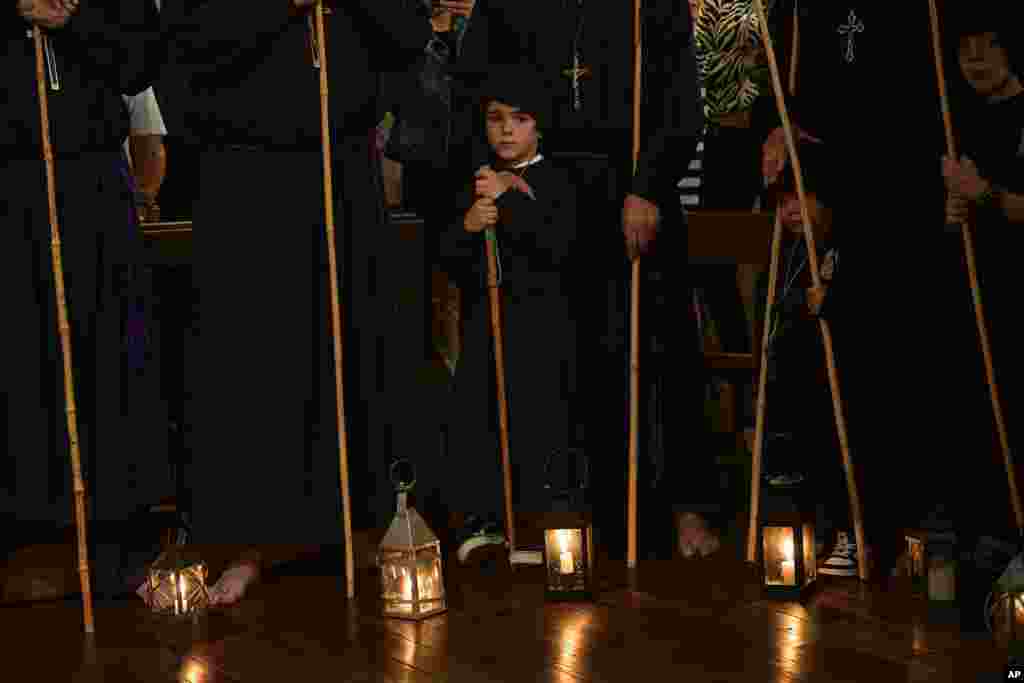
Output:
[
  {"xmin": 57, "ymin": 0, "xmax": 164, "ymax": 95},
  {"xmin": 494, "ymin": 168, "xmax": 578, "ymax": 270},
  {"xmin": 347, "ymin": 0, "xmax": 433, "ymax": 69},
  {"xmin": 438, "ymin": 183, "xmax": 483, "ymax": 283},
  {"xmin": 631, "ymin": 0, "xmax": 704, "ymax": 201},
  {"xmin": 165, "ymin": 0, "xmax": 298, "ymax": 88}
]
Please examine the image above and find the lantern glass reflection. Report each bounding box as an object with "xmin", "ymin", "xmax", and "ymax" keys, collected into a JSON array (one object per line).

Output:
[
  {"xmin": 545, "ymin": 528, "xmax": 584, "ymax": 591},
  {"xmin": 763, "ymin": 526, "xmax": 796, "ymax": 586},
  {"xmin": 147, "ymin": 557, "xmax": 208, "ymax": 617},
  {"xmin": 802, "ymin": 523, "xmax": 816, "ymax": 586},
  {"xmin": 379, "ymin": 545, "xmax": 445, "ymax": 618}
]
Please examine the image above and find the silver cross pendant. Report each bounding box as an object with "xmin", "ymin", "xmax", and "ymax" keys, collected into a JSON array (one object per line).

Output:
[{"xmin": 837, "ymin": 9, "xmax": 865, "ymax": 64}]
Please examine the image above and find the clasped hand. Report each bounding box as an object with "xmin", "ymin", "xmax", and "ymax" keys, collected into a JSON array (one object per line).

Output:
[{"xmin": 18, "ymin": 0, "xmax": 78, "ymax": 30}]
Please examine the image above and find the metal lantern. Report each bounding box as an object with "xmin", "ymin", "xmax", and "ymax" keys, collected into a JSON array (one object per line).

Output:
[
  {"xmin": 904, "ymin": 529, "xmax": 927, "ymax": 592},
  {"xmin": 541, "ymin": 448, "xmax": 594, "ymax": 601},
  {"xmin": 987, "ymin": 554, "xmax": 1024, "ymax": 657},
  {"xmin": 378, "ymin": 460, "xmax": 446, "ymax": 620},
  {"xmin": 146, "ymin": 548, "xmax": 209, "ymax": 617},
  {"xmin": 758, "ymin": 488, "xmax": 816, "ymax": 600},
  {"xmin": 906, "ymin": 527, "xmax": 957, "ymax": 605},
  {"xmin": 541, "ymin": 511, "xmax": 594, "ymax": 601}
]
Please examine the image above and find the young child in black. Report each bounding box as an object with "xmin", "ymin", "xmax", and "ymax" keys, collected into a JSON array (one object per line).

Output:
[
  {"xmin": 438, "ymin": 65, "xmax": 581, "ymax": 564},
  {"xmin": 753, "ymin": 139, "xmax": 858, "ymax": 576}
]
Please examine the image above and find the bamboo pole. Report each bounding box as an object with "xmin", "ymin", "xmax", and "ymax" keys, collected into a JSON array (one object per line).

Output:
[
  {"xmin": 751, "ymin": 0, "xmax": 868, "ymax": 580},
  {"xmin": 312, "ymin": 2, "xmax": 356, "ymax": 598},
  {"xmin": 32, "ymin": 27, "xmax": 94, "ymax": 633},
  {"xmin": 746, "ymin": 0, "xmax": 799, "ymax": 566},
  {"xmin": 484, "ymin": 229, "xmax": 516, "ymax": 552},
  {"xmin": 926, "ymin": 0, "xmax": 1023, "ymax": 533},
  {"xmin": 626, "ymin": 0, "xmax": 643, "ymax": 571}
]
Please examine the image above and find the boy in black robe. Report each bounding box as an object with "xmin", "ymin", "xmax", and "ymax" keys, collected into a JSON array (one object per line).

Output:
[
  {"xmin": 159, "ymin": 0, "xmax": 434, "ymax": 605},
  {"xmin": 3, "ymin": 0, "xmax": 171, "ymax": 596},
  {"xmin": 754, "ymin": 140, "xmax": 860, "ymax": 576},
  {"xmin": 486, "ymin": 0, "xmax": 705, "ymax": 561},
  {"xmin": 438, "ymin": 66, "xmax": 581, "ymax": 563}
]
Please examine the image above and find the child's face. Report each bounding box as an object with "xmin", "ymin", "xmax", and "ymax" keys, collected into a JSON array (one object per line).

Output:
[
  {"xmin": 779, "ymin": 193, "xmax": 828, "ymax": 237},
  {"xmin": 485, "ymin": 101, "xmax": 539, "ymax": 166},
  {"xmin": 959, "ymin": 32, "xmax": 1015, "ymax": 98}
]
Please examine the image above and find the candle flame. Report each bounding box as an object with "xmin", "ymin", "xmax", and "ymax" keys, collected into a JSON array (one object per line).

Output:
[
  {"xmin": 179, "ymin": 573, "xmax": 188, "ymax": 613},
  {"xmin": 782, "ymin": 537, "xmax": 794, "ymax": 561}
]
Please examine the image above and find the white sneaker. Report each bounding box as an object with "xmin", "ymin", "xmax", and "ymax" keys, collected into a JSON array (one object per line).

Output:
[
  {"xmin": 819, "ymin": 531, "xmax": 858, "ymax": 576},
  {"xmin": 456, "ymin": 532, "xmax": 506, "ymax": 565}
]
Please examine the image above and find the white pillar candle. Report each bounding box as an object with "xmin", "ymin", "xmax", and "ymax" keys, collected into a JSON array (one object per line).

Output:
[{"xmin": 560, "ymin": 551, "xmax": 575, "ymax": 575}]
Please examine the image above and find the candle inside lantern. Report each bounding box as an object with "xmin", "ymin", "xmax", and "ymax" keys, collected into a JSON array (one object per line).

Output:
[
  {"xmin": 179, "ymin": 573, "xmax": 188, "ymax": 614},
  {"xmin": 558, "ymin": 531, "xmax": 575, "ymax": 575},
  {"xmin": 399, "ymin": 569, "xmax": 413, "ymax": 613},
  {"xmin": 780, "ymin": 537, "xmax": 795, "ymax": 584}
]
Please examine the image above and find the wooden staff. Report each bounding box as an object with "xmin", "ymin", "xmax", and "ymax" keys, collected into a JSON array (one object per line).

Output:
[
  {"xmin": 312, "ymin": 2, "xmax": 356, "ymax": 598},
  {"xmin": 626, "ymin": 0, "xmax": 643, "ymax": 570},
  {"xmin": 32, "ymin": 27, "xmax": 94, "ymax": 633},
  {"xmin": 926, "ymin": 0, "xmax": 1023, "ymax": 533},
  {"xmin": 751, "ymin": 0, "xmax": 868, "ymax": 580},
  {"xmin": 746, "ymin": 0, "xmax": 798, "ymax": 566},
  {"xmin": 484, "ymin": 228, "xmax": 517, "ymax": 552}
]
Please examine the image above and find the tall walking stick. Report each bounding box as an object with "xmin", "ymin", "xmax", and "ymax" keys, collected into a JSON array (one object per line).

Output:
[
  {"xmin": 747, "ymin": 0, "xmax": 798, "ymax": 566},
  {"xmin": 751, "ymin": 0, "xmax": 869, "ymax": 580},
  {"xmin": 926, "ymin": 0, "xmax": 1024, "ymax": 533},
  {"xmin": 626, "ymin": 0, "xmax": 643, "ymax": 570},
  {"xmin": 311, "ymin": 3, "xmax": 356, "ymax": 598},
  {"xmin": 484, "ymin": 228, "xmax": 517, "ymax": 553},
  {"xmin": 32, "ymin": 27, "xmax": 94, "ymax": 632}
]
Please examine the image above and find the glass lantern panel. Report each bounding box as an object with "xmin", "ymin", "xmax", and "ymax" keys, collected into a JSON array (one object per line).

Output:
[
  {"xmin": 545, "ymin": 528, "xmax": 585, "ymax": 592},
  {"xmin": 802, "ymin": 523, "xmax": 816, "ymax": 585},
  {"xmin": 763, "ymin": 526, "xmax": 797, "ymax": 586},
  {"xmin": 906, "ymin": 536, "xmax": 925, "ymax": 579},
  {"xmin": 147, "ymin": 564, "xmax": 209, "ymax": 616},
  {"xmin": 380, "ymin": 550, "xmax": 416, "ymax": 616},
  {"xmin": 414, "ymin": 545, "xmax": 444, "ymax": 606}
]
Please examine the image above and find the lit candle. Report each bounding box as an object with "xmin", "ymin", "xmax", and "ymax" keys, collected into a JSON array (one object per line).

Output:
[
  {"xmin": 781, "ymin": 560, "xmax": 795, "ymax": 584},
  {"xmin": 400, "ymin": 570, "xmax": 413, "ymax": 613},
  {"xmin": 557, "ymin": 531, "xmax": 575, "ymax": 575},
  {"xmin": 179, "ymin": 573, "xmax": 189, "ymax": 614},
  {"xmin": 780, "ymin": 537, "xmax": 795, "ymax": 584}
]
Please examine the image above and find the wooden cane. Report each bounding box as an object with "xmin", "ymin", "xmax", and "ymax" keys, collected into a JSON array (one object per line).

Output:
[
  {"xmin": 746, "ymin": 0, "xmax": 799, "ymax": 566},
  {"xmin": 626, "ymin": 0, "xmax": 643, "ymax": 571},
  {"xmin": 926, "ymin": 0, "xmax": 1024, "ymax": 534},
  {"xmin": 32, "ymin": 27, "xmax": 94, "ymax": 633},
  {"xmin": 312, "ymin": 3, "xmax": 356, "ymax": 598},
  {"xmin": 484, "ymin": 229, "xmax": 517, "ymax": 553},
  {"xmin": 752, "ymin": 0, "xmax": 869, "ymax": 580}
]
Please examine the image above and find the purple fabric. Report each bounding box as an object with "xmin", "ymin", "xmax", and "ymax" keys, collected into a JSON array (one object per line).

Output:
[{"xmin": 117, "ymin": 148, "xmax": 148, "ymax": 373}]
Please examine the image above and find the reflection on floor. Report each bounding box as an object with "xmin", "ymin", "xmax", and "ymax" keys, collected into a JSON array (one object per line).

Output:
[{"xmin": 0, "ymin": 529, "xmax": 1012, "ymax": 682}]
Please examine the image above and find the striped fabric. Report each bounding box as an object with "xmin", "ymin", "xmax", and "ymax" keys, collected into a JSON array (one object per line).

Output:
[{"xmin": 679, "ymin": 88, "xmax": 707, "ymax": 208}]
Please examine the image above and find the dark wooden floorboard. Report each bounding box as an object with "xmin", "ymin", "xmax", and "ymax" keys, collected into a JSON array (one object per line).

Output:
[{"xmin": 0, "ymin": 541, "xmax": 1013, "ymax": 682}]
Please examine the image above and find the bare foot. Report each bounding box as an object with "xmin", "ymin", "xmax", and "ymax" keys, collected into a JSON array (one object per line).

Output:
[
  {"xmin": 209, "ymin": 562, "xmax": 259, "ymax": 607},
  {"xmin": 677, "ymin": 512, "xmax": 721, "ymax": 559}
]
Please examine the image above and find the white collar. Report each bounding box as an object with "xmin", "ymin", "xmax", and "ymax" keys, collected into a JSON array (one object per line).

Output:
[{"xmin": 511, "ymin": 154, "xmax": 544, "ymax": 169}]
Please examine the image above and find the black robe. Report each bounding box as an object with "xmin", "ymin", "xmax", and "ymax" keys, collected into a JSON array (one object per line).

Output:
[
  {"xmin": 2, "ymin": 4, "xmax": 169, "ymax": 531},
  {"xmin": 438, "ymin": 158, "xmax": 580, "ymax": 521},
  {"xmin": 163, "ymin": 1, "xmax": 434, "ymax": 543},
  {"xmin": 760, "ymin": 3, "xmax": 951, "ymax": 550},
  {"xmin": 485, "ymin": 0, "xmax": 705, "ymax": 557},
  {"xmin": 936, "ymin": 91, "xmax": 1024, "ymax": 536}
]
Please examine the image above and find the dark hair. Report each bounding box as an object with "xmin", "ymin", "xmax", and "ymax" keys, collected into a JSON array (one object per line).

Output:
[{"xmin": 950, "ymin": 6, "xmax": 1023, "ymax": 77}]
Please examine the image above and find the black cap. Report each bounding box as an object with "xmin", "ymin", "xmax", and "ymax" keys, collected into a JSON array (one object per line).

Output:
[{"xmin": 468, "ymin": 63, "xmax": 556, "ymax": 131}]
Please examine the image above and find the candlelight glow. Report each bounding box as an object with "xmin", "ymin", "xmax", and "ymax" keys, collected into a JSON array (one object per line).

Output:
[{"xmin": 781, "ymin": 537, "xmax": 794, "ymax": 561}]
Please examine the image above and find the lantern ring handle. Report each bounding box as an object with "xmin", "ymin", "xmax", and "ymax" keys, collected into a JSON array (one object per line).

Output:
[{"xmin": 390, "ymin": 459, "xmax": 417, "ymax": 492}]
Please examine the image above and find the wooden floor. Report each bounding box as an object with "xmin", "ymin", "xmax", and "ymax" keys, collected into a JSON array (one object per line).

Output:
[{"xmin": 0, "ymin": 537, "xmax": 1014, "ymax": 683}]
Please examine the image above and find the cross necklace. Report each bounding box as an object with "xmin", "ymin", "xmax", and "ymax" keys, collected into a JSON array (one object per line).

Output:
[
  {"xmin": 561, "ymin": 0, "xmax": 591, "ymax": 112},
  {"xmin": 837, "ymin": 9, "xmax": 864, "ymax": 64}
]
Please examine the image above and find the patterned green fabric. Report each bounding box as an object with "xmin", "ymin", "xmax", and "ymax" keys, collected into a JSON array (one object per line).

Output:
[{"xmin": 695, "ymin": 0, "xmax": 777, "ymax": 121}]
